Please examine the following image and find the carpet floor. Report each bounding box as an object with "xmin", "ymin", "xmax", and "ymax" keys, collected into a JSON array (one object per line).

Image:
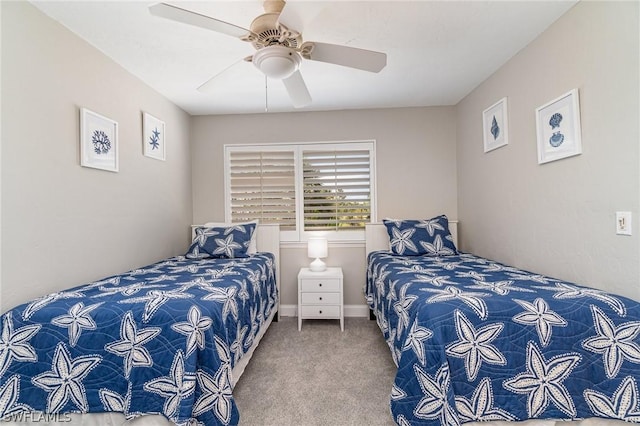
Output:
[{"xmin": 233, "ymin": 316, "xmax": 398, "ymax": 426}]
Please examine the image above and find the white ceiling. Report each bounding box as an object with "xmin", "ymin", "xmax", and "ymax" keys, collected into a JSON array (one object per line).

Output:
[{"xmin": 31, "ymin": 0, "xmax": 577, "ymax": 116}]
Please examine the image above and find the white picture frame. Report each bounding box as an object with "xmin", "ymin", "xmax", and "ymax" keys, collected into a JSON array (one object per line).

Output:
[
  {"xmin": 143, "ymin": 112, "xmax": 166, "ymax": 161},
  {"xmin": 80, "ymin": 108, "xmax": 118, "ymax": 172},
  {"xmin": 482, "ymin": 97, "xmax": 509, "ymax": 153},
  {"xmin": 535, "ymin": 88, "xmax": 582, "ymax": 164}
]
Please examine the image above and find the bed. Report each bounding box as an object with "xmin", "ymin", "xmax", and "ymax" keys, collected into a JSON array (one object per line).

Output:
[
  {"xmin": 0, "ymin": 222, "xmax": 280, "ymax": 425},
  {"xmin": 365, "ymin": 216, "xmax": 640, "ymax": 426}
]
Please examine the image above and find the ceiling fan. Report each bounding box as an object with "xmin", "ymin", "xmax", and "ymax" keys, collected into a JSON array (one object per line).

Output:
[{"xmin": 149, "ymin": 1, "xmax": 387, "ymax": 108}]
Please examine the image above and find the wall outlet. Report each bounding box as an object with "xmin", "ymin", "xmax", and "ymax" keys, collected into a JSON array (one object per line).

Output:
[{"xmin": 616, "ymin": 211, "xmax": 632, "ymax": 236}]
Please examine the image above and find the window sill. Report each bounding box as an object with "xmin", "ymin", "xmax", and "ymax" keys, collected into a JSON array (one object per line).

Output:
[{"xmin": 280, "ymin": 240, "xmax": 365, "ymax": 249}]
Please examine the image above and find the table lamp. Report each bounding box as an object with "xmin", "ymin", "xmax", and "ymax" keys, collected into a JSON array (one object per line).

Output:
[{"xmin": 308, "ymin": 237, "xmax": 328, "ymax": 272}]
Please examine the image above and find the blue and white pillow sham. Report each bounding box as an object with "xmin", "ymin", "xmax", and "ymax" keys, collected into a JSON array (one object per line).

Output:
[
  {"xmin": 383, "ymin": 215, "xmax": 458, "ymax": 256},
  {"xmin": 186, "ymin": 223, "xmax": 257, "ymax": 259}
]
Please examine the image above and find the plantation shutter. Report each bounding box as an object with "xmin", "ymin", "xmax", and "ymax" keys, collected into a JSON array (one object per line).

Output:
[
  {"xmin": 302, "ymin": 148, "xmax": 371, "ymax": 231},
  {"xmin": 228, "ymin": 150, "xmax": 296, "ymax": 231}
]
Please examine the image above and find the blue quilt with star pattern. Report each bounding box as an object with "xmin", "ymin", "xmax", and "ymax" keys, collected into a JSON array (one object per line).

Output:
[
  {"xmin": 365, "ymin": 251, "xmax": 640, "ymax": 425},
  {"xmin": 0, "ymin": 253, "xmax": 277, "ymax": 425}
]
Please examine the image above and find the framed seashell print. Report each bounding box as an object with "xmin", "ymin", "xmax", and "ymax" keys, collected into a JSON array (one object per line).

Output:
[
  {"xmin": 482, "ymin": 97, "xmax": 508, "ymax": 153},
  {"xmin": 535, "ymin": 89, "xmax": 582, "ymax": 164},
  {"xmin": 143, "ymin": 112, "xmax": 166, "ymax": 161},
  {"xmin": 80, "ymin": 108, "xmax": 118, "ymax": 172}
]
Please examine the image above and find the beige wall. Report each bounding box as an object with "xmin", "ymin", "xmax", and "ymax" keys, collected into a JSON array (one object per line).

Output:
[
  {"xmin": 456, "ymin": 1, "xmax": 639, "ymax": 300},
  {"xmin": 1, "ymin": 2, "xmax": 193, "ymax": 311},
  {"xmin": 190, "ymin": 107, "xmax": 458, "ymax": 308}
]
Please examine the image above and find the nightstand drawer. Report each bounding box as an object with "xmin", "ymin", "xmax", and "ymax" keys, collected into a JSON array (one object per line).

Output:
[
  {"xmin": 300, "ymin": 278, "xmax": 340, "ymax": 292},
  {"xmin": 301, "ymin": 292, "xmax": 341, "ymax": 305},
  {"xmin": 299, "ymin": 305, "xmax": 340, "ymax": 318}
]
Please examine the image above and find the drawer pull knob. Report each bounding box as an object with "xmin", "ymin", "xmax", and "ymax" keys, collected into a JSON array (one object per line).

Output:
[
  {"xmin": 319, "ymin": 297, "xmax": 323, "ymax": 301},
  {"xmin": 319, "ymin": 283, "xmax": 322, "ymax": 287},
  {"xmin": 319, "ymin": 310, "xmax": 323, "ymax": 314}
]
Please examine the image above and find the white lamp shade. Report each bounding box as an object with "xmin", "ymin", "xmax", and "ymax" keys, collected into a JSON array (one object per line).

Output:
[{"xmin": 308, "ymin": 237, "xmax": 328, "ymax": 259}]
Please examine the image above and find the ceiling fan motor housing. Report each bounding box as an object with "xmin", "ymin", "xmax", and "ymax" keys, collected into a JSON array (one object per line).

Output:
[{"xmin": 249, "ymin": 12, "xmax": 301, "ymax": 49}]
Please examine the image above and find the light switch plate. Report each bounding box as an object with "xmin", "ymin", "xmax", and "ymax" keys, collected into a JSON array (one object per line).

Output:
[{"xmin": 616, "ymin": 211, "xmax": 632, "ymax": 236}]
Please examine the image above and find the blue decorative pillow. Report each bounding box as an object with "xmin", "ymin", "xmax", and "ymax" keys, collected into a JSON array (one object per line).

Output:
[
  {"xmin": 383, "ymin": 215, "xmax": 458, "ymax": 256},
  {"xmin": 186, "ymin": 223, "xmax": 257, "ymax": 259}
]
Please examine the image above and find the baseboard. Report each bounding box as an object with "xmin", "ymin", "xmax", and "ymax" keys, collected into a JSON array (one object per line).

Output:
[{"xmin": 280, "ymin": 304, "xmax": 370, "ymax": 318}]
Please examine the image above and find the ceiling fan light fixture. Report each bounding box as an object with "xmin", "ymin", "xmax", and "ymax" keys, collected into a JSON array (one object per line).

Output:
[{"xmin": 252, "ymin": 45, "xmax": 301, "ymax": 79}]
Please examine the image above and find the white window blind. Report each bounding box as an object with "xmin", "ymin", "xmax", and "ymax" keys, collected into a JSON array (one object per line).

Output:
[
  {"xmin": 225, "ymin": 141, "xmax": 375, "ymax": 241},
  {"xmin": 228, "ymin": 150, "xmax": 296, "ymax": 231},
  {"xmin": 302, "ymin": 149, "xmax": 371, "ymax": 231}
]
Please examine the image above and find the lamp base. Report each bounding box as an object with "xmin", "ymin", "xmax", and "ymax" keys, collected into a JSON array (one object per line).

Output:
[{"xmin": 309, "ymin": 258, "xmax": 326, "ymax": 272}]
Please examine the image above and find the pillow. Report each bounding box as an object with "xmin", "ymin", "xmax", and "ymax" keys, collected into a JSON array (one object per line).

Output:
[
  {"xmin": 186, "ymin": 222, "xmax": 257, "ymax": 259},
  {"xmin": 201, "ymin": 220, "xmax": 259, "ymax": 254},
  {"xmin": 383, "ymin": 215, "xmax": 458, "ymax": 256}
]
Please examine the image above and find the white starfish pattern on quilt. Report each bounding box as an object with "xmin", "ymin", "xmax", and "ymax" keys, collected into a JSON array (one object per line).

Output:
[
  {"xmin": 0, "ymin": 375, "xmax": 33, "ymax": 420},
  {"xmin": 481, "ymin": 263, "xmax": 521, "ymax": 274},
  {"xmin": 584, "ymin": 375, "xmax": 640, "ymax": 421},
  {"xmin": 146, "ymin": 274, "xmax": 178, "ymax": 284},
  {"xmin": 419, "ymin": 235, "xmax": 455, "ymax": 256},
  {"xmin": 31, "ymin": 343, "xmax": 102, "ymax": 413},
  {"xmin": 143, "ymin": 350, "xmax": 197, "ymax": 421},
  {"xmin": 544, "ymin": 282, "xmax": 627, "ymax": 316},
  {"xmin": 213, "ymin": 235, "xmax": 243, "ymax": 258},
  {"xmin": 506, "ymin": 272, "xmax": 553, "ymax": 285},
  {"xmin": 503, "ymin": 341, "xmax": 581, "ymax": 418},
  {"xmin": 235, "ymin": 279, "xmax": 250, "ymax": 304},
  {"xmin": 229, "ymin": 322, "xmax": 248, "ymax": 364},
  {"xmin": 455, "ymin": 377, "xmax": 516, "ymax": 422},
  {"xmin": 582, "ymin": 305, "xmax": 640, "ymax": 378},
  {"xmin": 455, "ymin": 271, "xmax": 490, "ymax": 281},
  {"xmin": 171, "ymin": 306, "xmax": 213, "ymax": 357},
  {"xmin": 466, "ymin": 280, "xmax": 534, "ymax": 296},
  {"xmin": 389, "ymin": 227, "xmax": 418, "ymax": 254},
  {"xmin": 393, "ymin": 284, "xmax": 418, "ymax": 337},
  {"xmin": 402, "ymin": 320, "xmax": 433, "ymax": 365},
  {"xmin": 99, "ymin": 386, "xmax": 133, "ymax": 419},
  {"xmin": 512, "ymin": 298, "xmax": 567, "ymax": 347},
  {"xmin": 375, "ymin": 268, "xmax": 391, "ymax": 300},
  {"xmin": 0, "ymin": 312, "xmax": 40, "ymax": 378},
  {"xmin": 93, "ymin": 282, "xmax": 167, "ymax": 297},
  {"xmin": 51, "ymin": 302, "xmax": 103, "ymax": 347},
  {"xmin": 415, "ymin": 218, "xmax": 445, "ymax": 236},
  {"xmin": 414, "ymin": 274, "xmax": 454, "ymax": 287},
  {"xmin": 421, "ymin": 286, "xmax": 490, "ymax": 320},
  {"xmin": 104, "ymin": 312, "xmax": 161, "ymax": 378},
  {"xmin": 412, "ymin": 363, "xmax": 459, "ymax": 425},
  {"xmin": 445, "ymin": 310, "xmax": 506, "ymax": 381},
  {"xmin": 22, "ymin": 290, "xmax": 85, "ymax": 320},
  {"xmin": 192, "ymin": 367, "xmax": 234, "ymax": 424},
  {"xmin": 244, "ymin": 306, "xmax": 259, "ymax": 349},
  {"xmin": 391, "ymin": 383, "xmax": 407, "ymax": 401},
  {"xmin": 386, "ymin": 279, "xmax": 399, "ymax": 311},
  {"xmin": 202, "ymin": 286, "xmax": 239, "ymax": 322},
  {"xmin": 119, "ymin": 289, "xmax": 194, "ymax": 322}
]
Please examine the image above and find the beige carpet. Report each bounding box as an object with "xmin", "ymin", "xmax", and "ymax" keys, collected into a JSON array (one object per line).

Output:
[{"xmin": 233, "ymin": 317, "xmax": 397, "ymax": 426}]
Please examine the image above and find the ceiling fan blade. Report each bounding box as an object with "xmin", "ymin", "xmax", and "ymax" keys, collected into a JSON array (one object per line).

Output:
[
  {"xmin": 282, "ymin": 70, "xmax": 311, "ymax": 108},
  {"xmin": 276, "ymin": 2, "xmax": 325, "ymax": 35},
  {"xmin": 301, "ymin": 41, "xmax": 387, "ymax": 73},
  {"xmin": 149, "ymin": 3, "xmax": 251, "ymax": 39},
  {"xmin": 197, "ymin": 58, "xmax": 253, "ymax": 94}
]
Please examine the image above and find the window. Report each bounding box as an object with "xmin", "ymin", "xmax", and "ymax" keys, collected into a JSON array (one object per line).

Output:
[{"xmin": 225, "ymin": 141, "xmax": 376, "ymax": 242}]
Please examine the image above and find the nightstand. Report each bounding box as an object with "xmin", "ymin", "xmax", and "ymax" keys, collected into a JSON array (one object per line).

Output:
[{"xmin": 298, "ymin": 267, "xmax": 344, "ymax": 331}]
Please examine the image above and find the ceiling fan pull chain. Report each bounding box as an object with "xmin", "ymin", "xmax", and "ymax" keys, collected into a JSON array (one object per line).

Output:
[{"xmin": 265, "ymin": 75, "xmax": 269, "ymax": 113}]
